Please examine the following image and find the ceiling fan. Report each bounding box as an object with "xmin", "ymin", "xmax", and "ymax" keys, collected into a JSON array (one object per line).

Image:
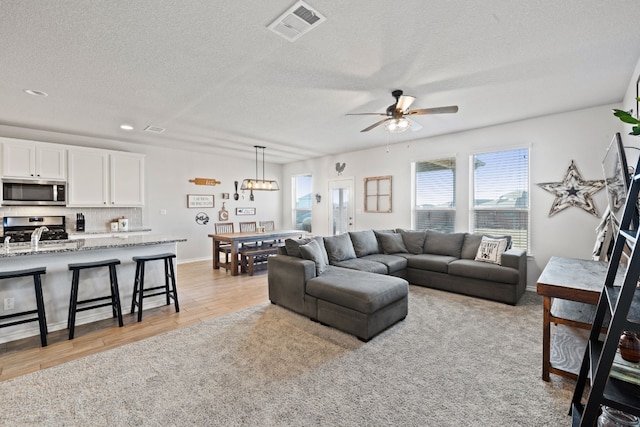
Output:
[{"xmin": 347, "ymin": 89, "xmax": 458, "ymax": 133}]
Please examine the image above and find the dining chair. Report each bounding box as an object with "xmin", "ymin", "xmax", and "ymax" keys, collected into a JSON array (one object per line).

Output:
[
  {"xmin": 259, "ymin": 220, "xmax": 281, "ymax": 247},
  {"xmin": 239, "ymin": 222, "xmax": 257, "ymax": 232},
  {"xmin": 259, "ymin": 221, "xmax": 275, "ymax": 231},
  {"xmin": 214, "ymin": 222, "xmax": 235, "ymax": 271}
]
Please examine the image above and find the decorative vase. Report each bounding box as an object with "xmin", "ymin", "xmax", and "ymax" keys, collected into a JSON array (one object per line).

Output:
[{"xmin": 619, "ymin": 330, "xmax": 640, "ymax": 363}]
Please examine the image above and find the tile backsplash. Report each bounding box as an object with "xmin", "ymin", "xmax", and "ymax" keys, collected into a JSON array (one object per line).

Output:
[{"xmin": 0, "ymin": 206, "xmax": 143, "ymax": 234}]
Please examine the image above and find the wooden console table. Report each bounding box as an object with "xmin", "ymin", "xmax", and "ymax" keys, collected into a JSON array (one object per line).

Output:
[{"xmin": 536, "ymin": 256, "xmax": 607, "ymax": 381}]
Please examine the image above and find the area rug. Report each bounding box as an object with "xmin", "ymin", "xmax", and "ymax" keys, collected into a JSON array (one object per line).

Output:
[{"xmin": 0, "ymin": 286, "xmax": 574, "ymax": 426}]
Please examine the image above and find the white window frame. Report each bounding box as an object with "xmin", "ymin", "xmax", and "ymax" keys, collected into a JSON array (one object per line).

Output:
[
  {"xmin": 412, "ymin": 157, "xmax": 457, "ymax": 232},
  {"xmin": 470, "ymin": 147, "xmax": 530, "ymax": 251},
  {"xmin": 291, "ymin": 174, "xmax": 312, "ymax": 232}
]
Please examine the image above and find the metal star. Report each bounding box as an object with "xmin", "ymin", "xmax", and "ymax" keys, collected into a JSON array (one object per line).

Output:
[{"xmin": 537, "ymin": 160, "xmax": 605, "ymax": 217}]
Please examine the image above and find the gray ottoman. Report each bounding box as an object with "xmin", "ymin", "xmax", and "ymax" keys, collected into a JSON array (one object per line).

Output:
[{"xmin": 305, "ymin": 266, "xmax": 409, "ymax": 341}]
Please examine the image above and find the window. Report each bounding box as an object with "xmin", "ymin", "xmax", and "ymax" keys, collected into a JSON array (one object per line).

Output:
[
  {"xmin": 414, "ymin": 158, "xmax": 456, "ymax": 232},
  {"xmin": 292, "ymin": 174, "xmax": 312, "ymax": 232},
  {"xmin": 472, "ymin": 148, "xmax": 529, "ymax": 250}
]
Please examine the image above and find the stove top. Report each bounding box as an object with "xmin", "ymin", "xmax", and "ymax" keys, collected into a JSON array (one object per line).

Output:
[{"xmin": 2, "ymin": 215, "xmax": 68, "ymax": 243}]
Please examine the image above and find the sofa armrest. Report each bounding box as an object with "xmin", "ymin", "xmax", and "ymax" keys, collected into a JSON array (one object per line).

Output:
[
  {"xmin": 501, "ymin": 248, "xmax": 526, "ymax": 270},
  {"xmin": 268, "ymin": 254, "xmax": 317, "ymax": 316}
]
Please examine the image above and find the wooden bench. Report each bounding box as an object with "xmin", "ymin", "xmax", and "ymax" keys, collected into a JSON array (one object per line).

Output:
[{"xmin": 240, "ymin": 246, "xmax": 280, "ymax": 276}]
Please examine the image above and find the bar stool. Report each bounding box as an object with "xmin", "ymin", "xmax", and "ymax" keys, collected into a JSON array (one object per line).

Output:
[
  {"xmin": 131, "ymin": 253, "xmax": 180, "ymax": 322},
  {"xmin": 67, "ymin": 259, "xmax": 123, "ymax": 340},
  {"xmin": 0, "ymin": 267, "xmax": 48, "ymax": 347}
]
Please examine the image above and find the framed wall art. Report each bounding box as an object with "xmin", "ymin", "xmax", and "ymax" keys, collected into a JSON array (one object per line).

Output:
[
  {"xmin": 364, "ymin": 175, "xmax": 392, "ymax": 213},
  {"xmin": 187, "ymin": 194, "xmax": 214, "ymax": 208},
  {"xmin": 236, "ymin": 207, "xmax": 256, "ymax": 216}
]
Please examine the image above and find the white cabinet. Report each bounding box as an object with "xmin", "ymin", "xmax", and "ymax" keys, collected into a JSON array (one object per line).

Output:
[
  {"xmin": 110, "ymin": 152, "xmax": 145, "ymax": 206},
  {"xmin": 67, "ymin": 149, "xmax": 145, "ymax": 207},
  {"xmin": 1, "ymin": 139, "xmax": 66, "ymax": 180}
]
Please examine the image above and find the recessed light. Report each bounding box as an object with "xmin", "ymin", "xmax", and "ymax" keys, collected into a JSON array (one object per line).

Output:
[
  {"xmin": 24, "ymin": 89, "xmax": 48, "ymax": 97},
  {"xmin": 120, "ymin": 124, "xmax": 134, "ymax": 131}
]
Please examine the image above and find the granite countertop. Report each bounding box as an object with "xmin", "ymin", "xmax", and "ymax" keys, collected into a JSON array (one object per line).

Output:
[
  {"xmin": 66, "ymin": 228, "xmax": 153, "ymax": 236},
  {"xmin": 0, "ymin": 234, "xmax": 186, "ymax": 258}
]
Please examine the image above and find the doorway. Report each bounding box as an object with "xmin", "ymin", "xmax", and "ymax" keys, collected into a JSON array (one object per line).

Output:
[{"xmin": 328, "ymin": 178, "xmax": 355, "ymax": 235}]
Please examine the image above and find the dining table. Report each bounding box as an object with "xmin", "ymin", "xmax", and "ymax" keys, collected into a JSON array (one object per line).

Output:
[{"xmin": 208, "ymin": 229, "xmax": 305, "ymax": 275}]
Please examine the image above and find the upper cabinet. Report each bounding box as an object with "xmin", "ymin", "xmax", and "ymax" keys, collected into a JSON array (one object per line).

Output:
[
  {"xmin": 1, "ymin": 139, "xmax": 66, "ymax": 180},
  {"xmin": 67, "ymin": 148, "xmax": 145, "ymax": 207}
]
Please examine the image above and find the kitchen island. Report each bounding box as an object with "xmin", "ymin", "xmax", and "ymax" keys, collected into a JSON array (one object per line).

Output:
[{"xmin": 0, "ymin": 235, "xmax": 186, "ymax": 344}]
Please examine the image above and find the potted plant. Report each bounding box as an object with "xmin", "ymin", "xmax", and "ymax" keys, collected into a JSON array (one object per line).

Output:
[{"xmin": 613, "ymin": 97, "xmax": 640, "ymax": 135}]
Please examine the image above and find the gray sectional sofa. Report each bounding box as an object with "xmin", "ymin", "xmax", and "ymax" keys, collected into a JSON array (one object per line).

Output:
[{"xmin": 267, "ymin": 229, "xmax": 527, "ymax": 341}]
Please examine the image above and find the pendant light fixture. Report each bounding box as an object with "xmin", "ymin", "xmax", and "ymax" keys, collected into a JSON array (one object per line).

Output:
[{"xmin": 240, "ymin": 145, "xmax": 280, "ymax": 191}]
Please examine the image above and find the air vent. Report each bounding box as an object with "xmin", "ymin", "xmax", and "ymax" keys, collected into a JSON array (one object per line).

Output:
[
  {"xmin": 144, "ymin": 125, "xmax": 165, "ymax": 134},
  {"xmin": 268, "ymin": 1, "xmax": 326, "ymax": 42}
]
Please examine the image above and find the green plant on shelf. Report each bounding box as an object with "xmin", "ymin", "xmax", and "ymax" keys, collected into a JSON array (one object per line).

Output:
[{"xmin": 613, "ymin": 97, "xmax": 640, "ymax": 136}]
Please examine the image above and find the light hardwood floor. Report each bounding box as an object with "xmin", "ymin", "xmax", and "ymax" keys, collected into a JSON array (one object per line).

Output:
[{"xmin": 0, "ymin": 260, "xmax": 269, "ymax": 382}]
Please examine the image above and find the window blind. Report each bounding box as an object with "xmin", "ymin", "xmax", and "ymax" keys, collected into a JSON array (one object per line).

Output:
[
  {"xmin": 472, "ymin": 148, "xmax": 529, "ymax": 250},
  {"xmin": 414, "ymin": 158, "xmax": 456, "ymax": 232}
]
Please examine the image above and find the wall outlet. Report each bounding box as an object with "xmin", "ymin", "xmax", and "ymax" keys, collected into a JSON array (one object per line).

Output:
[
  {"xmin": 159, "ymin": 209, "xmax": 167, "ymax": 215},
  {"xmin": 4, "ymin": 297, "xmax": 14, "ymax": 310}
]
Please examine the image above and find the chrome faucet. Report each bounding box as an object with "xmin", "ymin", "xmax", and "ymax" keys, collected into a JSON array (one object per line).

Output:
[
  {"xmin": 3, "ymin": 235, "xmax": 10, "ymax": 252},
  {"xmin": 31, "ymin": 226, "xmax": 49, "ymax": 248}
]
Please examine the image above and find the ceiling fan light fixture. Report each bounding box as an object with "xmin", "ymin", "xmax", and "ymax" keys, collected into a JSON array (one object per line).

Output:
[
  {"xmin": 386, "ymin": 118, "xmax": 410, "ymax": 133},
  {"xmin": 240, "ymin": 146, "xmax": 280, "ymax": 191}
]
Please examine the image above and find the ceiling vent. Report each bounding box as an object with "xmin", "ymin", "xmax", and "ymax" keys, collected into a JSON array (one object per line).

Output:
[
  {"xmin": 144, "ymin": 125, "xmax": 165, "ymax": 134},
  {"xmin": 268, "ymin": 1, "xmax": 326, "ymax": 42}
]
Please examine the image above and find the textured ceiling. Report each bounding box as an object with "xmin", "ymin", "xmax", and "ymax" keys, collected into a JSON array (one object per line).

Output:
[{"xmin": 1, "ymin": 1, "xmax": 640, "ymax": 163}]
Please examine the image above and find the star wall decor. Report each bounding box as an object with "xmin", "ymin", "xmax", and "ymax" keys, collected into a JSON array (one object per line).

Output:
[{"xmin": 537, "ymin": 160, "xmax": 605, "ymax": 217}]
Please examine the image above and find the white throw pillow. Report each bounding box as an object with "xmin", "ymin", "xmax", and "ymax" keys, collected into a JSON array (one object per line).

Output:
[{"xmin": 474, "ymin": 236, "xmax": 509, "ymax": 265}]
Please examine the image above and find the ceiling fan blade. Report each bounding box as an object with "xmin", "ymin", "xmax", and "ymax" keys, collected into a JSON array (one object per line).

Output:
[
  {"xmin": 407, "ymin": 105, "xmax": 459, "ymax": 115},
  {"xmin": 408, "ymin": 118, "xmax": 422, "ymax": 131},
  {"xmin": 345, "ymin": 112, "xmax": 387, "ymax": 116},
  {"xmin": 361, "ymin": 118, "xmax": 392, "ymax": 132},
  {"xmin": 396, "ymin": 95, "xmax": 416, "ymax": 112}
]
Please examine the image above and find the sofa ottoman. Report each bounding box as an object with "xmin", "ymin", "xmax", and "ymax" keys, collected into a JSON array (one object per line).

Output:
[{"xmin": 305, "ymin": 266, "xmax": 409, "ymax": 341}]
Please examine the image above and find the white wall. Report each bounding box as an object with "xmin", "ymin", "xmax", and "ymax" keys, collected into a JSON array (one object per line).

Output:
[
  {"xmin": 138, "ymin": 145, "xmax": 282, "ymax": 262},
  {"xmin": 281, "ymin": 104, "xmax": 624, "ymax": 285}
]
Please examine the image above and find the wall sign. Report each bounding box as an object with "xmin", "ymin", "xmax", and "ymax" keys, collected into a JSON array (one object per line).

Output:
[
  {"xmin": 187, "ymin": 194, "xmax": 214, "ymax": 208},
  {"xmin": 236, "ymin": 207, "xmax": 256, "ymax": 216}
]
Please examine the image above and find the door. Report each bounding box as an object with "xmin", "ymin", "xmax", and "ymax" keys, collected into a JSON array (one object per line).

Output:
[{"xmin": 328, "ymin": 178, "xmax": 355, "ymax": 235}]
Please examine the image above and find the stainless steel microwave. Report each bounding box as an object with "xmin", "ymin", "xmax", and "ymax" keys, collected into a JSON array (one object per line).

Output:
[{"xmin": 2, "ymin": 179, "xmax": 66, "ymax": 206}]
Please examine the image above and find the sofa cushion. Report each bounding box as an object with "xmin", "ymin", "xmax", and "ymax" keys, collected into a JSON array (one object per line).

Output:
[
  {"xmin": 406, "ymin": 254, "xmax": 458, "ymax": 273},
  {"xmin": 360, "ymin": 254, "xmax": 408, "ymax": 274},
  {"xmin": 324, "ymin": 233, "xmax": 357, "ymax": 264},
  {"xmin": 448, "ymin": 259, "xmax": 519, "ymax": 284},
  {"xmin": 333, "ymin": 258, "xmax": 388, "ymax": 274},
  {"xmin": 423, "ymin": 230, "xmax": 465, "ymax": 258},
  {"xmin": 461, "ymin": 233, "xmax": 513, "ymax": 260},
  {"xmin": 399, "ymin": 229, "xmax": 427, "ymax": 254},
  {"xmin": 285, "ymin": 237, "xmax": 329, "ymax": 263},
  {"xmin": 376, "ymin": 232, "xmax": 408, "ymax": 254},
  {"xmin": 474, "ymin": 236, "xmax": 509, "ymax": 265},
  {"xmin": 299, "ymin": 239, "xmax": 329, "ymax": 275},
  {"xmin": 306, "ymin": 266, "xmax": 408, "ymax": 314},
  {"xmin": 349, "ymin": 230, "xmax": 380, "ymax": 257}
]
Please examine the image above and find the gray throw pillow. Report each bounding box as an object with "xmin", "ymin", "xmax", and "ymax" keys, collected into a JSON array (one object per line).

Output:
[
  {"xmin": 323, "ymin": 233, "xmax": 357, "ymax": 264},
  {"xmin": 284, "ymin": 238, "xmax": 312, "ymax": 258},
  {"xmin": 423, "ymin": 230, "xmax": 465, "ymax": 258},
  {"xmin": 377, "ymin": 232, "xmax": 408, "ymax": 254},
  {"xmin": 399, "ymin": 229, "xmax": 427, "ymax": 254},
  {"xmin": 299, "ymin": 239, "xmax": 328, "ymax": 274},
  {"xmin": 349, "ymin": 230, "xmax": 379, "ymax": 257}
]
